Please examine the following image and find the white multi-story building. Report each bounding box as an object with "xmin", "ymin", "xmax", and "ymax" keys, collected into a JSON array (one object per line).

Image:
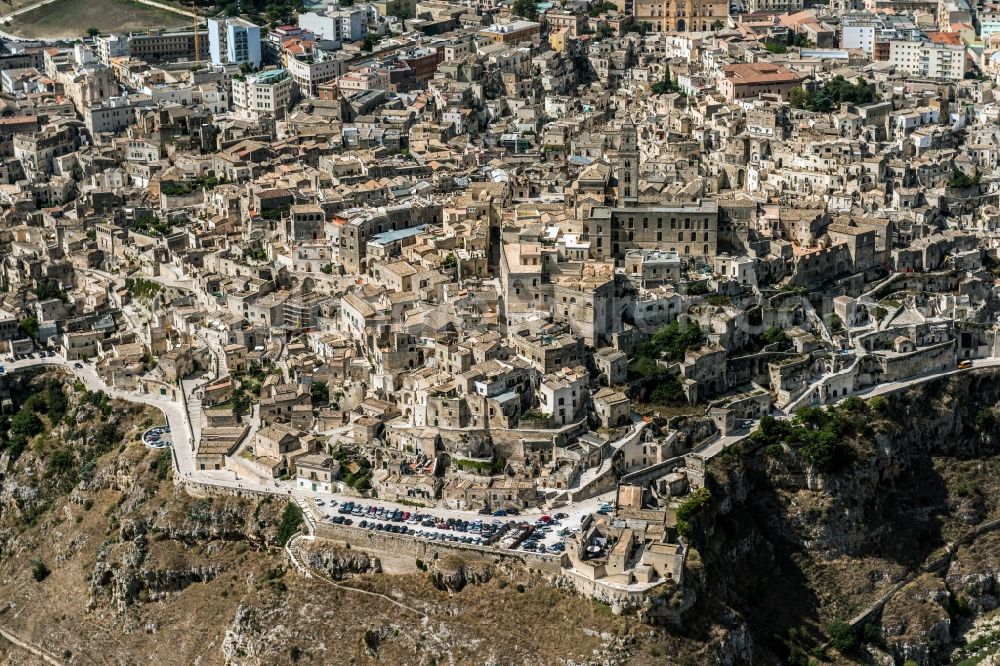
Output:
[
  {"xmin": 208, "ymin": 18, "xmax": 263, "ymax": 68},
  {"xmin": 94, "ymin": 34, "xmax": 129, "ymax": 65},
  {"xmin": 539, "ymin": 367, "xmax": 588, "ymax": 427},
  {"xmin": 231, "ymin": 69, "xmax": 294, "ymax": 120},
  {"xmin": 298, "ymin": 7, "xmax": 367, "ymax": 46},
  {"xmin": 193, "ymin": 83, "xmax": 230, "ymax": 115},
  {"xmin": 889, "ymin": 39, "xmax": 967, "ymax": 80},
  {"xmin": 840, "ymin": 14, "xmax": 882, "ymax": 55},
  {"xmin": 285, "ymin": 52, "xmax": 349, "ymax": 98}
]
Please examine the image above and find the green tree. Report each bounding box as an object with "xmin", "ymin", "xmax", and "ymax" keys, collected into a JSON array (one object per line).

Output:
[
  {"xmin": 651, "ymin": 68, "xmax": 679, "ymax": 94},
  {"xmin": 760, "ymin": 326, "xmax": 789, "ymax": 348},
  {"xmin": 18, "ymin": 317, "xmax": 38, "ymax": 339},
  {"xmin": 789, "ymin": 77, "xmax": 876, "ymax": 112},
  {"xmin": 512, "ymin": 0, "xmax": 538, "ymax": 20},
  {"xmin": 276, "ymin": 502, "xmax": 303, "ymax": 545},
  {"xmin": 310, "ymin": 381, "xmax": 329, "ymax": 405},
  {"xmin": 86, "ymin": 27, "xmax": 99, "ymax": 37},
  {"xmin": 10, "ymin": 409, "xmax": 43, "ymax": 438},
  {"xmin": 362, "ymin": 32, "xmax": 380, "ymax": 52},
  {"xmin": 826, "ymin": 620, "xmax": 856, "ymax": 654},
  {"xmin": 947, "ymin": 168, "xmax": 980, "ymax": 188},
  {"xmin": 589, "ymin": 1, "xmax": 618, "ymax": 16},
  {"xmin": 649, "ymin": 375, "xmax": 685, "ymax": 405},
  {"xmin": 35, "ymin": 281, "xmax": 68, "ymax": 302},
  {"xmin": 788, "ymin": 86, "xmax": 811, "ymax": 109}
]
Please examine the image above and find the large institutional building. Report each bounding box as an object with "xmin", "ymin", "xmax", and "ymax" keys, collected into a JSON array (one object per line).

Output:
[{"xmin": 632, "ymin": 0, "xmax": 729, "ymax": 32}]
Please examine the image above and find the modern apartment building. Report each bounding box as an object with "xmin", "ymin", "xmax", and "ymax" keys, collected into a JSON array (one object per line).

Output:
[
  {"xmin": 298, "ymin": 7, "xmax": 368, "ymax": 46},
  {"xmin": 231, "ymin": 69, "xmax": 294, "ymax": 120},
  {"xmin": 208, "ymin": 18, "xmax": 263, "ymax": 68},
  {"xmin": 889, "ymin": 39, "xmax": 967, "ymax": 80}
]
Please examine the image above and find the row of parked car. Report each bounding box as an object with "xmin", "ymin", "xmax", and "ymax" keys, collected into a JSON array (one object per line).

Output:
[
  {"xmin": 329, "ymin": 501, "xmax": 571, "ymax": 552},
  {"xmin": 7, "ymin": 351, "xmax": 57, "ymax": 361}
]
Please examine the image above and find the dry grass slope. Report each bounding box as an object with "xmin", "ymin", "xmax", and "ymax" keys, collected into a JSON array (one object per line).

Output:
[{"xmin": 8, "ymin": 0, "xmax": 188, "ymax": 39}]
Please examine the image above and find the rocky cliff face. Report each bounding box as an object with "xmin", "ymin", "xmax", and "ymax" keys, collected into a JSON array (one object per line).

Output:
[
  {"xmin": 690, "ymin": 369, "xmax": 1000, "ymax": 664},
  {"xmin": 299, "ymin": 542, "xmax": 382, "ymax": 579},
  {"xmin": 427, "ymin": 554, "xmax": 493, "ymax": 592}
]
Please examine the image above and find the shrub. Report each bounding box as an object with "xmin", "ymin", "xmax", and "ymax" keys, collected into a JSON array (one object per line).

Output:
[
  {"xmin": 516, "ymin": 583, "xmax": 525, "ymax": 593},
  {"xmin": 826, "ymin": 620, "xmax": 856, "ymax": 654},
  {"xmin": 276, "ymin": 502, "xmax": 303, "ymax": 545},
  {"xmin": 686, "ymin": 282, "xmax": 709, "ymax": 296},
  {"xmin": 975, "ymin": 407, "xmax": 995, "ymax": 432},
  {"xmin": 764, "ymin": 443, "xmax": 784, "ymax": 459},
  {"xmin": 649, "ymin": 375, "xmax": 686, "ymax": 405},
  {"xmin": 675, "ymin": 488, "xmax": 711, "ymax": 536},
  {"xmin": 30, "ymin": 559, "xmax": 50, "ymax": 582},
  {"xmin": 760, "ymin": 326, "xmax": 789, "ymax": 348},
  {"xmin": 840, "ymin": 396, "xmax": 868, "ymax": 414},
  {"xmin": 310, "ymin": 381, "xmax": 329, "ymax": 405},
  {"xmin": 869, "ymin": 396, "xmax": 888, "ymax": 415},
  {"xmin": 10, "ymin": 409, "xmax": 43, "ymax": 438}
]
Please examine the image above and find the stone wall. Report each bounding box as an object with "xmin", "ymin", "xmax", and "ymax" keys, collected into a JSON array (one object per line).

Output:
[
  {"xmin": 180, "ymin": 479, "xmax": 283, "ymax": 503},
  {"xmin": 559, "ymin": 567, "xmax": 672, "ymax": 616}
]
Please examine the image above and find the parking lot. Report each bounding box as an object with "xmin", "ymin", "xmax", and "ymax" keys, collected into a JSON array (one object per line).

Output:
[
  {"xmin": 320, "ymin": 500, "xmax": 581, "ymax": 555},
  {"xmin": 0, "ymin": 350, "xmax": 58, "ymax": 373},
  {"xmin": 143, "ymin": 425, "xmax": 173, "ymax": 449}
]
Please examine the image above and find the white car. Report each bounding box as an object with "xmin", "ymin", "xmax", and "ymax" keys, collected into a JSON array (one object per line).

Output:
[{"xmin": 314, "ymin": 499, "xmax": 325, "ymax": 506}]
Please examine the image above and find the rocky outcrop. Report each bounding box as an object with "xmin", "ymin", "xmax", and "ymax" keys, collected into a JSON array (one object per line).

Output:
[
  {"xmin": 89, "ymin": 519, "xmax": 226, "ymax": 611},
  {"xmin": 880, "ymin": 573, "xmax": 952, "ymax": 665},
  {"xmin": 428, "ymin": 555, "xmax": 493, "ymax": 592},
  {"xmin": 946, "ymin": 531, "xmax": 1000, "ymax": 617},
  {"xmin": 222, "ymin": 605, "xmax": 264, "ymax": 665},
  {"xmin": 300, "ymin": 542, "xmax": 382, "ymax": 579}
]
